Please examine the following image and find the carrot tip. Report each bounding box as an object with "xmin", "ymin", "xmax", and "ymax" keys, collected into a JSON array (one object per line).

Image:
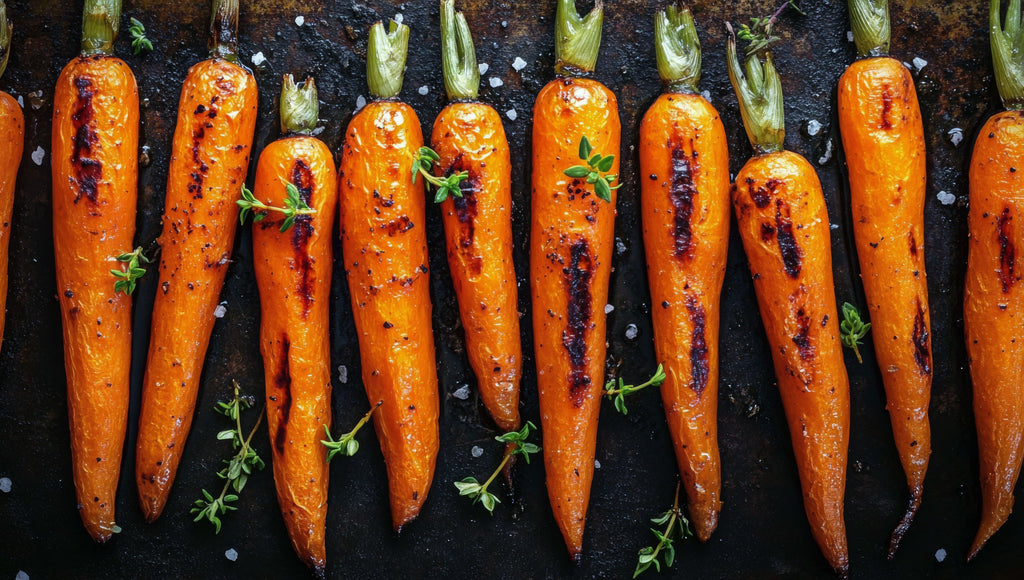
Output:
[
  {"xmin": 570, "ymin": 550, "xmax": 582, "ymax": 565},
  {"xmin": 887, "ymin": 493, "xmax": 922, "ymax": 559},
  {"xmin": 310, "ymin": 563, "xmax": 326, "ymax": 580}
]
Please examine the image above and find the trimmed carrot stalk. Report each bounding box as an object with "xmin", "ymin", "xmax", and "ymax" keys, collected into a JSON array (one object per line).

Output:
[
  {"xmin": 135, "ymin": 0, "xmax": 258, "ymax": 522},
  {"xmin": 727, "ymin": 31, "xmax": 850, "ymax": 577},
  {"xmin": 52, "ymin": 0, "xmax": 138, "ymax": 543},
  {"xmin": 965, "ymin": 0, "xmax": 1024, "ymax": 561},
  {"xmin": 838, "ymin": 0, "xmax": 931, "ymax": 556},
  {"xmin": 531, "ymin": 0, "xmax": 619, "ymax": 560},
  {"xmin": 338, "ymin": 20, "xmax": 440, "ymax": 530},
  {"xmin": 0, "ymin": 0, "xmax": 23, "ymax": 354},
  {"xmin": 252, "ymin": 76, "xmax": 336, "ymax": 574},
  {"xmin": 640, "ymin": 6, "xmax": 728, "ymax": 543},
  {"xmin": 433, "ymin": 0, "xmax": 521, "ymax": 434}
]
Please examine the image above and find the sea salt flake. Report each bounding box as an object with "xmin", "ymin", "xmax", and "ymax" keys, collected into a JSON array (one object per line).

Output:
[
  {"xmin": 512, "ymin": 57, "xmax": 527, "ymax": 71},
  {"xmin": 937, "ymin": 191, "xmax": 956, "ymax": 205},
  {"xmin": 471, "ymin": 446, "xmax": 484, "ymax": 458},
  {"xmin": 478, "ymin": 63, "xmax": 489, "ymax": 75},
  {"xmin": 817, "ymin": 139, "xmax": 833, "ymax": 165},
  {"xmin": 394, "ymin": 13, "xmax": 404, "ymax": 24},
  {"xmin": 806, "ymin": 119, "xmax": 823, "ymax": 136},
  {"xmin": 604, "ymin": 304, "xmax": 614, "ymax": 314},
  {"xmin": 355, "ymin": 95, "xmax": 367, "ymax": 112},
  {"xmin": 15, "ymin": 572, "xmax": 29, "ymax": 580},
  {"xmin": 337, "ymin": 365, "xmax": 348, "ymax": 384},
  {"xmin": 489, "ymin": 77, "xmax": 503, "ymax": 88},
  {"xmin": 225, "ymin": 548, "xmax": 239, "ymax": 562},
  {"xmin": 251, "ymin": 52, "xmax": 266, "ymax": 66},
  {"xmin": 295, "ymin": 15, "xmax": 305, "ymax": 27},
  {"xmin": 213, "ymin": 302, "xmax": 227, "ymax": 319},
  {"xmin": 0, "ymin": 477, "xmax": 11, "ymax": 493},
  {"xmin": 453, "ymin": 384, "xmax": 471, "ymax": 400},
  {"xmin": 847, "ymin": 30, "xmax": 855, "ymax": 42},
  {"xmin": 700, "ymin": 90, "xmax": 712, "ymax": 103},
  {"xmin": 506, "ymin": 109, "xmax": 517, "ymax": 121},
  {"xmin": 31, "ymin": 147, "xmax": 45, "ymax": 166},
  {"xmin": 625, "ymin": 324, "xmax": 639, "ymax": 340},
  {"xmin": 616, "ymin": 239, "xmax": 627, "ymax": 255},
  {"xmin": 594, "ymin": 460, "xmax": 601, "ymax": 469},
  {"xmin": 913, "ymin": 57, "xmax": 928, "ymax": 71},
  {"xmin": 947, "ymin": 127, "xmax": 964, "ymax": 147},
  {"xmin": 934, "ymin": 548, "xmax": 947, "ymax": 562},
  {"xmin": 417, "ymin": 85, "xmax": 429, "ymax": 95}
]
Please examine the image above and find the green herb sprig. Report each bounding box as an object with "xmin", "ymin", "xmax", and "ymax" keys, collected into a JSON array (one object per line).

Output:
[
  {"xmin": 735, "ymin": 1, "xmax": 804, "ymax": 56},
  {"xmin": 634, "ymin": 483, "xmax": 693, "ymax": 578},
  {"xmin": 110, "ymin": 246, "xmax": 150, "ymax": 295},
  {"xmin": 454, "ymin": 421, "xmax": 541, "ymax": 514},
  {"xmin": 411, "ymin": 146, "xmax": 469, "ymax": 203},
  {"xmin": 237, "ymin": 183, "xmax": 315, "ymax": 233},
  {"xmin": 605, "ymin": 364, "xmax": 667, "ymax": 415},
  {"xmin": 564, "ymin": 136, "xmax": 621, "ymax": 202},
  {"xmin": 322, "ymin": 401, "xmax": 382, "ymax": 462},
  {"xmin": 128, "ymin": 17, "xmax": 153, "ymax": 55},
  {"xmin": 191, "ymin": 381, "xmax": 266, "ymax": 534},
  {"xmin": 840, "ymin": 302, "xmax": 872, "ymax": 364}
]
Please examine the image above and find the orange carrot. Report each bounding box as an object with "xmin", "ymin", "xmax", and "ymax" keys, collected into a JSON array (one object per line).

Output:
[
  {"xmin": 338, "ymin": 20, "xmax": 440, "ymax": 530},
  {"xmin": 51, "ymin": 0, "xmax": 138, "ymax": 542},
  {"xmin": 531, "ymin": 0, "xmax": 620, "ymax": 560},
  {"xmin": 135, "ymin": 0, "xmax": 258, "ymax": 522},
  {"xmin": 964, "ymin": 0, "xmax": 1024, "ymax": 561},
  {"xmin": 0, "ymin": 1, "xmax": 23, "ymax": 354},
  {"xmin": 640, "ymin": 6, "xmax": 729, "ymax": 543},
  {"xmin": 727, "ymin": 27, "xmax": 850, "ymax": 576}
]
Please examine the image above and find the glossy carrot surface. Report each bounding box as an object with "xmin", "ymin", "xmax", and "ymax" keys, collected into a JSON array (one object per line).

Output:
[{"xmin": 0, "ymin": 90, "xmax": 22, "ymax": 355}]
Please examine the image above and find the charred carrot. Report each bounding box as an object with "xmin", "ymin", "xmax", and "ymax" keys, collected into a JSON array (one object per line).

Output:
[
  {"xmin": 338, "ymin": 20, "xmax": 440, "ymax": 530},
  {"xmin": 250, "ymin": 76, "xmax": 336, "ymax": 574},
  {"xmin": 837, "ymin": 0, "xmax": 931, "ymax": 555},
  {"xmin": 639, "ymin": 6, "xmax": 729, "ymax": 543},
  {"xmin": 965, "ymin": 0, "xmax": 1024, "ymax": 561},
  {"xmin": 727, "ymin": 27, "xmax": 850, "ymax": 576},
  {"xmin": 135, "ymin": 0, "xmax": 258, "ymax": 522},
  {"xmin": 531, "ymin": 0, "xmax": 620, "ymax": 561},
  {"xmin": 52, "ymin": 0, "xmax": 138, "ymax": 542},
  {"xmin": 0, "ymin": 1, "xmax": 23, "ymax": 355},
  {"xmin": 431, "ymin": 0, "xmax": 520, "ymax": 434}
]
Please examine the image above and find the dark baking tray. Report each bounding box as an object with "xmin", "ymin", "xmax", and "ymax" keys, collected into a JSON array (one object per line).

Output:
[{"xmin": 0, "ymin": 0, "xmax": 1020, "ymax": 578}]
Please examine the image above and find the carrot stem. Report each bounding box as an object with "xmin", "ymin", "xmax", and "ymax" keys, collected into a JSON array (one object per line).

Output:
[
  {"xmin": 440, "ymin": 0, "xmax": 479, "ymax": 101},
  {"xmin": 655, "ymin": 5, "xmax": 701, "ymax": 94},
  {"xmin": 848, "ymin": 0, "xmax": 890, "ymax": 57},
  {"xmin": 554, "ymin": 0, "xmax": 604, "ymax": 76},
  {"xmin": 280, "ymin": 74, "xmax": 318, "ymax": 136},
  {"xmin": 992, "ymin": 0, "xmax": 1024, "ymax": 110},
  {"xmin": 367, "ymin": 20, "xmax": 410, "ymax": 100},
  {"xmin": 81, "ymin": 0, "xmax": 121, "ymax": 56},
  {"xmin": 209, "ymin": 0, "xmax": 239, "ymax": 61},
  {"xmin": 726, "ymin": 24, "xmax": 785, "ymax": 154},
  {"xmin": 0, "ymin": 0, "xmax": 10, "ymax": 79}
]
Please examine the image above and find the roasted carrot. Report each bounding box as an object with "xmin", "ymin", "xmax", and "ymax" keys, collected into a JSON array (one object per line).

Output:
[
  {"xmin": 338, "ymin": 20, "xmax": 439, "ymax": 530},
  {"xmin": 432, "ymin": 0, "xmax": 520, "ymax": 434},
  {"xmin": 727, "ymin": 29, "xmax": 850, "ymax": 576},
  {"xmin": 135, "ymin": 0, "xmax": 258, "ymax": 522},
  {"xmin": 531, "ymin": 0, "xmax": 619, "ymax": 561},
  {"xmin": 640, "ymin": 6, "xmax": 729, "ymax": 544},
  {"xmin": 965, "ymin": 0, "xmax": 1024, "ymax": 561},
  {"xmin": 0, "ymin": 1, "xmax": 23, "ymax": 355},
  {"xmin": 837, "ymin": 0, "xmax": 931, "ymax": 556},
  {"xmin": 250, "ymin": 75, "xmax": 336, "ymax": 574},
  {"xmin": 51, "ymin": 0, "xmax": 138, "ymax": 543}
]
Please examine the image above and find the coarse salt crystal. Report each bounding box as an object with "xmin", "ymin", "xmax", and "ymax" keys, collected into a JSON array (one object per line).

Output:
[
  {"xmin": 355, "ymin": 95, "xmax": 367, "ymax": 112},
  {"xmin": 913, "ymin": 57, "xmax": 928, "ymax": 71},
  {"xmin": 478, "ymin": 63, "xmax": 489, "ymax": 75},
  {"xmin": 394, "ymin": 13, "xmax": 404, "ymax": 24},
  {"xmin": 337, "ymin": 365, "xmax": 348, "ymax": 384},
  {"xmin": 604, "ymin": 304, "xmax": 614, "ymax": 314},
  {"xmin": 948, "ymin": 127, "xmax": 964, "ymax": 147},
  {"xmin": 806, "ymin": 119, "xmax": 823, "ymax": 137},
  {"xmin": 700, "ymin": 90, "xmax": 712, "ymax": 103},
  {"xmin": 417, "ymin": 85, "xmax": 429, "ymax": 96},
  {"xmin": 213, "ymin": 302, "xmax": 227, "ymax": 319},
  {"xmin": 251, "ymin": 52, "xmax": 266, "ymax": 66},
  {"xmin": 616, "ymin": 239, "xmax": 627, "ymax": 255},
  {"xmin": 817, "ymin": 139, "xmax": 834, "ymax": 165},
  {"xmin": 937, "ymin": 191, "xmax": 956, "ymax": 205},
  {"xmin": 15, "ymin": 572, "xmax": 28, "ymax": 580},
  {"xmin": 17, "ymin": 95, "xmax": 23, "ymax": 108},
  {"xmin": 453, "ymin": 384, "xmax": 471, "ymax": 400},
  {"xmin": 934, "ymin": 548, "xmax": 947, "ymax": 562},
  {"xmin": 489, "ymin": 77, "xmax": 503, "ymax": 88},
  {"xmin": 471, "ymin": 446, "xmax": 484, "ymax": 458},
  {"xmin": 625, "ymin": 324, "xmax": 639, "ymax": 340},
  {"xmin": 31, "ymin": 147, "xmax": 45, "ymax": 166},
  {"xmin": 505, "ymin": 109, "xmax": 517, "ymax": 121},
  {"xmin": 847, "ymin": 31, "xmax": 855, "ymax": 42},
  {"xmin": 295, "ymin": 15, "xmax": 305, "ymax": 27},
  {"xmin": 0, "ymin": 477, "xmax": 11, "ymax": 493},
  {"xmin": 512, "ymin": 57, "xmax": 527, "ymax": 71},
  {"xmin": 225, "ymin": 548, "xmax": 238, "ymax": 562},
  {"xmin": 594, "ymin": 460, "xmax": 601, "ymax": 469}
]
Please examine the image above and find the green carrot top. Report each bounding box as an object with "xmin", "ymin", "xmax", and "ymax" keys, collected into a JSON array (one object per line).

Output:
[
  {"xmin": 0, "ymin": 0, "xmax": 11, "ymax": 79},
  {"xmin": 209, "ymin": 0, "xmax": 240, "ymax": 61},
  {"xmin": 992, "ymin": 0, "xmax": 1024, "ymax": 110},
  {"xmin": 82, "ymin": 0, "xmax": 121, "ymax": 56},
  {"xmin": 654, "ymin": 5, "xmax": 701, "ymax": 94},
  {"xmin": 848, "ymin": 0, "xmax": 890, "ymax": 58},
  {"xmin": 554, "ymin": 0, "xmax": 604, "ymax": 76},
  {"xmin": 367, "ymin": 19, "xmax": 410, "ymax": 100},
  {"xmin": 726, "ymin": 23, "xmax": 785, "ymax": 154},
  {"xmin": 280, "ymin": 74, "xmax": 318, "ymax": 136},
  {"xmin": 440, "ymin": 0, "xmax": 479, "ymax": 101}
]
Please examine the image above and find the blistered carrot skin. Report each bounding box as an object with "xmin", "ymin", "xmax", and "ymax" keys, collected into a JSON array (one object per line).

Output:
[
  {"xmin": 838, "ymin": 0, "xmax": 931, "ymax": 555},
  {"xmin": 531, "ymin": 0, "xmax": 619, "ymax": 560},
  {"xmin": 965, "ymin": 0, "xmax": 1024, "ymax": 560},
  {"xmin": 339, "ymin": 21, "xmax": 439, "ymax": 530},
  {"xmin": 51, "ymin": 0, "xmax": 138, "ymax": 543},
  {"xmin": 434, "ymin": 0, "xmax": 520, "ymax": 433},
  {"xmin": 0, "ymin": 2, "xmax": 23, "ymax": 354},
  {"xmin": 135, "ymin": 0, "xmax": 258, "ymax": 522},
  {"xmin": 727, "ymin": 36, "xmax": 849, "ymax": 577},
  {"xmin": 252, "ymin": 76, "xmax": 336, "ymax": 574},
  {"xmin": 640, "ymin": 7, "xmax": 728, "ymax": 543}
]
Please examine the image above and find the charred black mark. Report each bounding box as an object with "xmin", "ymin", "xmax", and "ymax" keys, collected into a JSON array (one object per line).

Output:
[
  {"xmin": 449, "ymin": 155, "xmax": 483, "ymax": 275},
  {"xmin": 775, "ymin": 199, "xmax": 803, "ymax": 278},
  {"xmin": 291, "ymin": 160, "xmax": 316, "ymax": 316},
  {"xmin": 71, "ymin": 77, "xmax": 101, "ymax": 203},
  {"xmin": 273, "ymin": 337, "xmax": 293, "ymax": 455},
  {"xmin": 792, "ymin": 307, "xmax": 814, "ymax": 361},
  {"xmin": 909, "ymin": 231, "xmax": 918, "ymax": 257},
  {"xmin": 669, "ymin": 142, "xmax": 699, "ymax": 258},
  {"xmin": 760, "ymin": 222, "xmax": 776, "ymax": 241},
  {"xmin": 562, "ymin": 241, "xmax": 593, "ymax": 407},
  {"xmin": 686, "ymin": 296, "xmax": 709, "ymax": 396},
  {"xmin": 912, "ymin": 298, "xmax": 931, "ymax": 375},
  {"xmin": 384, "ymin": 216, "xmax": 414, "ymax": 236},
  {"xmin": 997, "ymin": 207, "xmax": 1016, "ymax": 293},
  {"xmin": 881, "ymin": 88, "xmax": 893, "ymax": 130}
]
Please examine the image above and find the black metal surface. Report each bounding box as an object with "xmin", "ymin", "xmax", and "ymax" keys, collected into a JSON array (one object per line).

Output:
[{"xmin": 0, "ymin": 0, "xmax": 1020, "ymax": 578}]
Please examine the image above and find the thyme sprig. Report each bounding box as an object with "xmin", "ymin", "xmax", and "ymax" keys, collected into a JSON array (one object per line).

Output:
[
  {"xmin": 605, "ymin": 364, "xmax": 667, "ymax": 415},
  {"xmin": 564, "ymin": 136, "xmax": 621, "ymax": 202},
  {"xmin": 411, "ymin": 146, "xmax": 469, "ymax": 203},
  {"xmin": 191, "ymin": 381, "xmax": 266, "ymax": 534},
  {"xmin": 110, "ymin": 246, "xmax": 150, "ymax": 295},
  {"xmin": 735, "ymin": 1, "xmax": 804, "ymax": 55},
  {"xmin": 454, "ymin": 421, "xmax": 541, "ymax": 514},
  {"xmin": 634, "ymin": 483, "xmax": 693, "ymax": 578},
  {"xmin": 322, "ymin": 401, "xmax": 382, "ymax": 462},
  {"xmin": 237, "ymin": 182, "xmax": 315, "ymax": 233},
  {"xmin": 128, "ymin": 17, "xmax": 153, "ymax": 55},
  {"xmin": 840, "ymin": 302, "xmax": 872, "ymax": 364}
]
